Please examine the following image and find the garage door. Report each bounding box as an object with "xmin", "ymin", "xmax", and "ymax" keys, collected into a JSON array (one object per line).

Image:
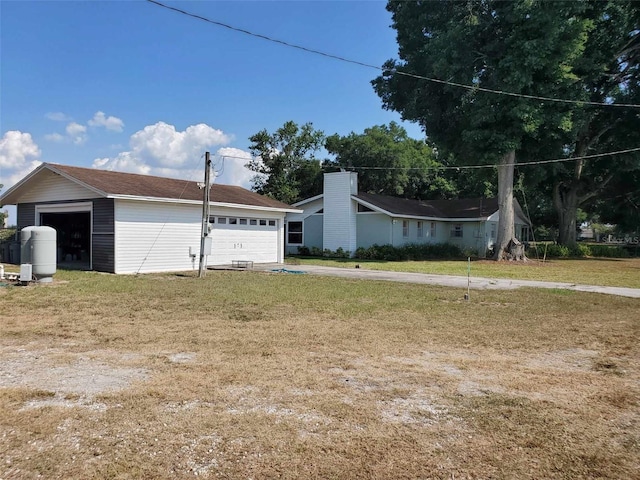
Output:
[{"xmin": 208, "ymin": 216, "xmax": 279, "ymax": 264}]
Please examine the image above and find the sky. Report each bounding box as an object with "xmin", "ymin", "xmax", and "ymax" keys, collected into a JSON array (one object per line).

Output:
[{"xmin": 0, "ymin": 0, "xmax": 424, "ymax": 223}]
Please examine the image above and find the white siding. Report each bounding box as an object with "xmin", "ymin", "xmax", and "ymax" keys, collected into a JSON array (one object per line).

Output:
[
  {"xmin": 115, "ymin": 200, "xmax": 202, "ymax": 274},
  {"xmin": 323, "ymin": 172, "xmax": 357, "ymax": 254},
  {"xmin": 115, "ymin": 200, "xmax": 285, "ymax": 274},
  {"xmin": 18, "ymin": 170, "xmax": 98, "ymax": 203}
]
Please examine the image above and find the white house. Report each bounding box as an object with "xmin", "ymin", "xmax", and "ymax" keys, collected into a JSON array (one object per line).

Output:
[
  {"xmin": 0, "ymin": 163, "xmax": 301, "ymax": 273},
  {"xmin": 285, "ymin": 171, "xmax": 531, "ymax": 257}
]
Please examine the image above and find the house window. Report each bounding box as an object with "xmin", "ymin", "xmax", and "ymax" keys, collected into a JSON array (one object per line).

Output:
[
  {"xmin": 259, "ymin": 219, "xmax": 267, "ymax": 226},
  {"xmin": 288, "ymin": 221, "xmax": 303, "ymax": 244},
  {"xmin": 229, "ymin": 218, "xmax": 238, "ymax": 225},
  {"xmin": 417, "ymin": 221, "xmax": 424, "ymax": 238},
  {"xmin": 268, "ymin": 220, "xmax": 276, "ymax": 226},
  {"xmin": 239, "ymin": 218, "xmax": 247, "ymax": 225},
  {"xmin": 451, "ymin": 224, "xmax": 463, "ymax": 238},
  {"xmin": 250, "ymin": 219, "xmax": 257, "ymax": 226},
  {"xmin": 402, "ymin": 220, "xmax": 409, "ymax": 238},
  {"xmin": 218, "ymin": 217, "xmax": 227, "ymax": 224},
  {"xmin": 430, "ymin": 222, "xmax": 436, "ymax": 238},
  {"xmin": 491, "ymin": 224, "xmax": 496, "ymax": 239}
]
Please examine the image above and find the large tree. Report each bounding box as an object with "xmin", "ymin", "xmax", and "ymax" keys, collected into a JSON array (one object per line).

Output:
[
  {"xmin": 513, "ymin": 1, "xmax": 640, "ymax": 246},
  {"xmin": 325, "ymin": 122, "xmax": 455, "ymax": 199},
  {"xmin": 373, "ymin": 1, "xmax": 636, "ymax": 256},
  {"xmin": 246, "ymin": 121, "xmax": 325, "ymax": 205}
]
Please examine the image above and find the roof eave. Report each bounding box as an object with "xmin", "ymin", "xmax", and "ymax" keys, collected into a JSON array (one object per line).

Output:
[
  {"xmin": 45, "ymin": 163, "xmax": 108, "ymax": 197},
  {"xmin": 109, "ymin": 194, "xmax": 302, "ymax": 213},
  {"xmin": 0, "ymin": 162, "xmax": 48, "ymax": 205},
  {"xmin": 292, "ymin": 194, "xmax": 324, "ymax": 207}
]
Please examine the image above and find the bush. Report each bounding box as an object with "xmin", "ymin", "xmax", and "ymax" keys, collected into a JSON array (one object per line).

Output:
[
  {"xmin": 529, "ymin": 242, "xmax": 630, "ymax": 258},
  {"xmin": 571, "ymin": 243, "xmax": 592, "ymax": 257},
  {"xmin": 353, "ymin": 243, "xmax": 465, "ymax": 261},
  {"xmin": 588, "ymin": 244, "xmax": 629, "ymax": 258},
  {"xmin": 540, "ymin": 243, "xmax": 570, "ymax": 258}
]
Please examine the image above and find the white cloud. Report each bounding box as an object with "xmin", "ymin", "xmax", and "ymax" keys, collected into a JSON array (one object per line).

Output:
[
  {"xmin": 0, "ymin": 131, "xmax": 41, "ymax": 169},
  {"xmin": 88, "ymin": 111, "xmax": 124, "ymax": 132},
  {"xmin": 45, "ymin": 133, "xmax": 65, "ymax": 143},
  {"xmin": 0, "ymin": 132, "xmax": 41, "ymax": 205},
  {"xmin": 214, "ymin": 147, "xmax": 256, "ymax": 188},
  {"xmin": 66, "ymin": 122, "xmax": 87, "ymax": 145},
  {"xmin": 45, "ymin": 112, "xmax": 71, "ymax": 122},
  {"xmin": 93, "ymin": 122, "xmax": 244, "ymax": 184}
]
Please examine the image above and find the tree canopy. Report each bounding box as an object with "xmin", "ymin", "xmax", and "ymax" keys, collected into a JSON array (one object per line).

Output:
[
  {"xmin": 246, "ymin": 121, "xmax": 325, "ymax": 205},
  {"xmin": 325, "ymin": 122, "xmax": 455, "ymax": 200},
  {"xmin": 374, "ymin": 0, "xmax": 640, "ymax": 248}
]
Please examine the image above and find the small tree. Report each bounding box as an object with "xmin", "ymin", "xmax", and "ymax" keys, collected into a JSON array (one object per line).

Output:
[{"xmin": 246, "ymin": 121, "xmax": 325, "ymax": 205}]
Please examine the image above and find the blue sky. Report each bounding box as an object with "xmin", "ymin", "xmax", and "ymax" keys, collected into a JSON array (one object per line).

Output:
[{"xmin": 0, "ymin": 0, "xmax": 424, "ymax": 222}]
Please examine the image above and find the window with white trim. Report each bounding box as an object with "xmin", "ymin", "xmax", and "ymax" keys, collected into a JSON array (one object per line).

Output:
[
  {"xmin": 450, "ymin": 223, "xmax": 463, "ymax": 238},
  {"xmin": 288, "ymin": 221, "xmax": 303, "ymax": 244},
  {"xmin": 402, "ymin": 220, "xmax": 409, "ymax": 237},
  {"xmin": 417, "ymin": 221, "xmax": 424, "ymax": 238}
]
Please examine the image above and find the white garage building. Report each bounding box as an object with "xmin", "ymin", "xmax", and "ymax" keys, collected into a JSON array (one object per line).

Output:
[{"xmin": 0, "ymin": 163, "xmax": 300, "ymax": 273}]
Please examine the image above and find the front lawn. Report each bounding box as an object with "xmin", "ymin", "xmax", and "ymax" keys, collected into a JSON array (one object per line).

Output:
[{"xmin": 1, "ymin": 269, "xmax": 638, "ymax": 479}]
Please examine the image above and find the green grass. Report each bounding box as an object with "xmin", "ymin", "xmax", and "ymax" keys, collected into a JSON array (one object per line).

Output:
[{"xmin": 288, "ymin": 256, "xmax": 640, "ymax": 289}]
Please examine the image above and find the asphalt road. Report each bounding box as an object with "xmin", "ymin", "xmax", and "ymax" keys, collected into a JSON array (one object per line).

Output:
[{"xmin": 265, "ymin": 264, "xmax": 640, "ymax": 299}]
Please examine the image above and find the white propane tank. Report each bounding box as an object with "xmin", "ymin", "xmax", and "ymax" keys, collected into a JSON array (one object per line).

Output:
[{"xmin": 21, "ymin": 226, "xmax": 57, "ymax": 283}]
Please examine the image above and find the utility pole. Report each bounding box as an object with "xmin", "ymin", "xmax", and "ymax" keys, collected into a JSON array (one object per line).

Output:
[{"xmin": 198, "ymin": 151, "xmax": 212, "ymax": 278}]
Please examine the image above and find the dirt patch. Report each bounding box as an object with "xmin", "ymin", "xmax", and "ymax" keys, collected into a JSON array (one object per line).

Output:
[{"xmin": 0, "ymin": 343, "xmax": 148, "ymax": 403}]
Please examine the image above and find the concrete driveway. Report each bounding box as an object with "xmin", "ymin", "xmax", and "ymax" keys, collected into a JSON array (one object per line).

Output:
[{"xmin": 263, "ymin": 264, "xmax": 640, "ymax": 299}]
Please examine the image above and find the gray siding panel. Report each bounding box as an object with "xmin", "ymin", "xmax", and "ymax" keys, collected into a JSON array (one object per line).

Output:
[
  {"xmin": 92, "ymin": 233, "xmax": 115, "ymax": 273},
  {"xmin": 17, "ymin": 204, "xmax": 36, "ymax": 230},
  {"xmin": 93, "ymin": 198, "xmax": 114, "ymax": 233},
  {"xmin": 92, "ymin": 198, "xmax": 115, "ymax": 273}
]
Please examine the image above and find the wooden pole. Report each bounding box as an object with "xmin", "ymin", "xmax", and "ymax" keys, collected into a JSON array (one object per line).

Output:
[{"xmin": 198, "ymin": 152, "xmax": 211, "ymax": 278}]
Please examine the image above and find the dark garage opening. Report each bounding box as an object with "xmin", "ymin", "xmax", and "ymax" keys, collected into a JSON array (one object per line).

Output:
[{"xmin": 40, "ymin": 211, "xmax": 91, "ymax": 269}]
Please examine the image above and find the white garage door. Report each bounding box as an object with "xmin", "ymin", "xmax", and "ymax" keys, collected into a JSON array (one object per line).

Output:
[{"xmin": 208, "ymin": 216, "xmax": 279, "ymax": 265}]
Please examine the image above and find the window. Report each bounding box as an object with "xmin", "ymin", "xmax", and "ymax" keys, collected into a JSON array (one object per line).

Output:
[
  {"xmin": 450, "ymin": 224, "xmax": 463, "ymax": 238},
  {"xmin": 288, "ymin": 221, "xmax": 303, "ymax": 244},
  {"xmin": 430, "ymin": 222, "xmax": 436, "ymax": 238},
  {"xmin": 402, "ymin": 220, "xmax": 409, "ymax": 237},
  {"xmin": 229, "ymin": 218, "xmax": 237, "ymax": 225},
  {"xmin": 417, "ymin": 221, "xmax": 424, "ymax": 238},
  {"xmin": 259, "ymin": 219, "xmax": 267, "ymax": 226},
  {"xmin": 218, "ymin": 217, "xmax": 227, "ymax": 224},
  {"xmin": 250, "ymin": 219, "xmax": 257, "ymax": 226},
  {"xmin": 268, "ymin": 220, "xmax": 276, "ymax": 226},
  {"xmin": 239, "ymin": 218, "xmax": 247, "ymax": 225}
]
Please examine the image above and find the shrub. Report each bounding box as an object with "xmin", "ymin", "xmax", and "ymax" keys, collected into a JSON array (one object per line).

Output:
[
  {"xmin": 540, "ymin": 243, "xmax": 570, "ymax": 258},
  {"xmin": 296, "ymin": 246, "xmax": 311, "ymax": 256},
  {"xmin": 570, "ymin": 243, "xmax": 592, "ymax": 257},
  {"xmin": 353, "ymin": 243, "xmax": 465, "ymax": 261},
  {"xmin": 588, "ymin": 244, "xmax": 629, "ymax": 258}
]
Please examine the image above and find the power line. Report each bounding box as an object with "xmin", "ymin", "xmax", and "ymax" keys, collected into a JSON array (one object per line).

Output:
[
  {"xmin": 218, "ymin": 146, "xmax": 640, "ymax": 171},
  {"xmin": 146, "ymin": 0, "xmax": 640, "ymax": 109}
]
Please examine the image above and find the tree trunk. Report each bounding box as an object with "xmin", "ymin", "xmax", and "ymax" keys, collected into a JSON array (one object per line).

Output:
[
  {"xmin": 553, "ymin": 182, "xmax": 579, "ymax": 248},
  {"xmin": 494, "ymin": 151, "xmax": 517, "ymax": 260}
]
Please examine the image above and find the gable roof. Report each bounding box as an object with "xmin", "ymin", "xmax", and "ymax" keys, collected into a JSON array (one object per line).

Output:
[
  {"xmin": 1, "ymin": 163, "xmax": 299, "ymax": 212},
  {"xmin": 354, "ymin": 193, "xmax": 501, "ymax": 220}
]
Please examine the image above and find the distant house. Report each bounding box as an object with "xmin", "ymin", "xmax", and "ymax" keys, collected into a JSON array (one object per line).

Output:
[
  {"xmin": 0, "ymin": 163, "xmax": 301, "ymax": 273},
  {"xmin": 285, "ymin": 171, "xmax": 531, "ymax": 257}
]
